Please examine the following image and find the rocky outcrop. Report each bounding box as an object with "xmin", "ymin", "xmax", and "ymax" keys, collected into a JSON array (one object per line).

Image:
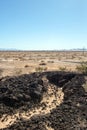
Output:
[{"xmin": 0, "ymin": 71, "xmax": 87, "ymax": 130}]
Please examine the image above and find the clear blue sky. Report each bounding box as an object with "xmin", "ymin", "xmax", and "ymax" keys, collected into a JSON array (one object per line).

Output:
[{"xmin": 0, "ymin": 0, "xmax": 87, "ymax": 50}]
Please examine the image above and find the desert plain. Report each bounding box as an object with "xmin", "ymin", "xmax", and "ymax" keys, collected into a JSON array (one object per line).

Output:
[
  {"xmin": 0, "ymin": 51, "xmax": 87, "ymax": 130},
  {"xmin": 0, "ymin": 51, "xmax": 87, "ymax": 77}
]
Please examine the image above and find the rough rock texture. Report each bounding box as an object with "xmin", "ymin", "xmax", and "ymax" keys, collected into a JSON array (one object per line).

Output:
[
  {"xmin": 0, "ymin": 71, "xmax": 87, "ymax": 130},
  {"xmin": 0, "ymin": 73, "xmax": 47, "ymax": 116}
]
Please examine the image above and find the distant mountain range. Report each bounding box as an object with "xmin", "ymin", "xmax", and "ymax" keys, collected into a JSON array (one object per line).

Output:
[
  {"xmin": 0, "ymin": 48, "xmax": 19, "ymax": 51},
  {"xmin": 0, "ymin": 48, "xmax": 87, "ymax": 51}
]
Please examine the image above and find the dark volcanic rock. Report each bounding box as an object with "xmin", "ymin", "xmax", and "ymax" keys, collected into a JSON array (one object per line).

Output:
[
  {"xmin": 0, "ymin": 71, "xmax": 87, "ymax": 130},
  {"xmin": 47, "ymin": 72, "xmax": 76, "ymax": 87},
  {"xmin": 29, "ymin": 80, "xmax": 44, "ymax": 102},
  {"xmin": 0, "ymin": 73, "xmax": 47, "ymax": 114}
]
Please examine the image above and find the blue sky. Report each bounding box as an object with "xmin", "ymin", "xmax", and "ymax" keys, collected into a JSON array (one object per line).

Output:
[{"xmin": 0, "ymin": 0, "xmax": 87, "ymax": 50}]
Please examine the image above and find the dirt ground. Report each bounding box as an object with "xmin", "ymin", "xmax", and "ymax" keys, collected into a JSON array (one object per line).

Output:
[{"xmin": 0, "ymin": 51, "xmax": 87, "ymax": 77}]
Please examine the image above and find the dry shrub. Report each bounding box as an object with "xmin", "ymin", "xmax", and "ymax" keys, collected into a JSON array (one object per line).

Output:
[
  {"xmin": 59, "ymin": 66, "xmax": 67, "ymax": 71},
  {"xmin": 76, "ymin": 61, "xmax": 87, "ymax": 74},
  {"xmin": 35, "ymin": 67, "xmax": 47, "ymax": 72}
]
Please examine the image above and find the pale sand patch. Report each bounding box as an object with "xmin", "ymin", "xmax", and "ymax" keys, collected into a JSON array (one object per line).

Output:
[
  {"xmin": 0, "ymin": 113, "xmax": 19, "ymax": 129},
  {"xmin": 0, "ymin": 83, "xmax": 64, "ymax": 129},
  {"xmin": 45, "ymin": 125, "xmax": 54, "ymax": 130}
]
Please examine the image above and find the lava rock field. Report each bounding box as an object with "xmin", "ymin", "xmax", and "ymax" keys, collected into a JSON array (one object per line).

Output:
[{"xmin": 0, "ymin": 71, "xmax": 87, "ymax": 130}]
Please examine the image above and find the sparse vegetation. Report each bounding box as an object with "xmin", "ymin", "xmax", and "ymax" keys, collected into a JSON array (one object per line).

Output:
[
  {"xmin": 1, "ymin": 51, "xmax": 87, "ymax": 76},
  {"xmin": 71, "ymin": 55, "xmax": 75, "ymax": 59},
  {"xmin": 0, "ymin": 69, "xmax": 3, "ymax": 77},
  {"xmin": 47, "ymin": 61, "xmax": 54, "ymax": 63},
  {"xmin": 35, "ymin": 67, "xmax": 47, "ymax": 72},
  {"xmin": 15, "ymin": 69, "xmax": 22, "ymax": 75},
  {"xmin": 0, "ymin": 69, "xmax": 3, "ymax": 74},
  {"xmin": 59, "ymin": 66, "xmax": 67, "ymax": 71},
  {"xmin": 76, "ymin": 61, "xmax": 87, "ymax": 74}
]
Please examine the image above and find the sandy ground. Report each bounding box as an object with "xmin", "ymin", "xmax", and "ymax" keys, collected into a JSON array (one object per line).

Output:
[{"xmin": 0, "ymin": 51, "xmax": 87, "ymax": 77}]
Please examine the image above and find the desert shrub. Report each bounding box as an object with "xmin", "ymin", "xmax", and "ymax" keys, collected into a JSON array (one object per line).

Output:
[
  {"xmin": 0, "ymin": 69, "xmax": 3, "ymax": 76},
  {"xmin": 15, "ymin": 69, "xmax": 22, "ymax": 75},
  {"xmin": 38, "ymin": 54, "xmax": 41, "ymax": 57},
  {"xmin": 35, "ymin": 67, "xmax": 47, "ymax": 72},
  {"xmin": 47, "ymin": 61, "xmax": 54, "ymax": 63},
  {"xmin": 59, "ymin": 66, "xmax": 67, "ymax": 71},
  {"xmin": 44, "ymin": 67, "xmax": 47, "ymax": 71},
  {"xmin": 19, "ymin": 56, "xmax": 25, "ymax": 61},
  {"xmin": 71, "ymin": 55, "xmax": 75, "ymax": 59},
  {"xmin": 0, "ymin": 69, "xmax": 3, "ymax": 73},
  {"xmin": 41, "ymin": 60, "xmax": 44, "ymax": 62},
  {"xmin": 76, "ymin": 61, "xmax": 87, "ymax": 74}
]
